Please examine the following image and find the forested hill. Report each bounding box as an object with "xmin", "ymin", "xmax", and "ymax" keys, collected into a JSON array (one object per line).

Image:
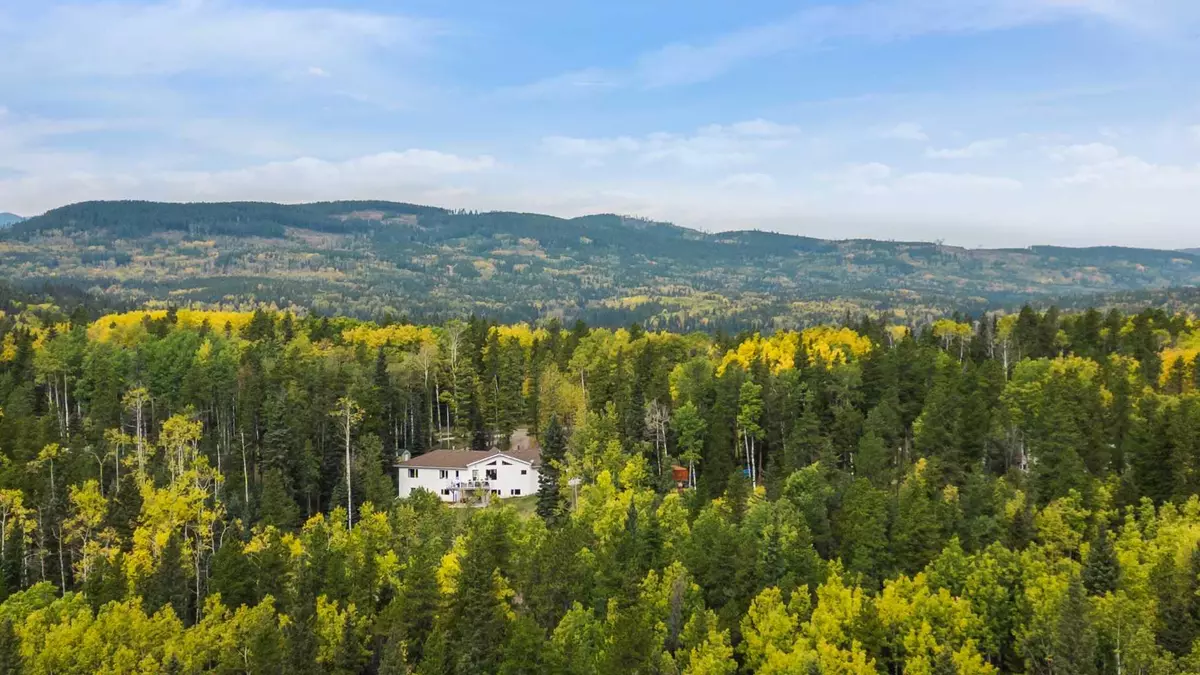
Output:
[
  {"xmin": 5, "ymin": 199, "xmax": 1200, "ymax": 327},
  {"xmin": 0, "ymin": 212, "xmax": 23, "ymax": 227}
]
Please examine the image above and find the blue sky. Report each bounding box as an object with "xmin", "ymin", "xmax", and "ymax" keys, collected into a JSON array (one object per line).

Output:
[{"xmin": 2, "ymin": 0, "xmax": 1200, "ymax": 247}]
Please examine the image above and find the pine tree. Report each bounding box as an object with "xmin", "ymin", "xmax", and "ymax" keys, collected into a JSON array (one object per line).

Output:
[
  {"xmin": 835, "ymin": 479, "xmax": 891, "ymax": 584},
  {"xmin": 1053, "ymin": 576, "xmax": 1098, "ymax": 675},
  {"xmin": 1081, "ymin": 525, "xmax": 1118, "ymax": 596},
  {"xmin": 210, "ymin": 534, "xmax": 255, "ymax": 609},
  {"xmin": 932, "ymin": 648, "xmax": 957, "ymax": 675},
  {"xmin": 82, "ymin": 550, "xmax": 127, "ymax": 613},
  {"xmin": 498, "ymin": 614, "xmax": 545, "ymax": 675},
  {"xmin": 449, "ymin": 516, "xmax": 512, "ymax": 675},
  {"xmin": 356, "ymin": 433, "xmax": 396, "ymax": 509},
  {"xmin": 141, "ymin": 532, "xmax": 191, "ymax": 622},
  {"xmin": 258, "ymin": 468, "xmax": 300, "ymax": 530},
  {"xmin": 0, "ymin": 618, "xmax": 21, "ymax": 675},
  {"xmin": 537, "ymin": 416, "xmax": 567, "ymax": 523},
  {"xmin": 379, "ymin": 632, "xmax": 412, "ymax": 675}
]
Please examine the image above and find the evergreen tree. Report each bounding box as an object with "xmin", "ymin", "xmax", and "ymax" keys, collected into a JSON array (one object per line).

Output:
[
  {"xmin": 835, "ymin": 479, "xmax": 891, "ymax": 584},
  {"xmin": 1081, "ymin": 525, "xmax": 1118, "ymax": 596},
  {"xmin": 932, "ymin": 648, "xmax": 957, "ymax": 675},
  {"xmin": 82, "ymin": 551, "xmax": 127, "ymax": 613},
  {"xmin": 210, "ymin": 534, "xmax": 255, "ymax": 609},
  {"xmin": 1053, "ymin": 576, "xmax": 1098, "ymax": 675},
  {"xmin": 0, "ymin": 618, "xmax": 21, "ymax": 675},
  {"xmin": 379, "ymin": 632, "xmax": 412, "ymax": 675},
  {"xmin": 258, "ymin": 468, "xmax": 301, "ymax": 530},
  {"xmin": 141, "ymin": 532, "xmax": 191, "ymax": 621},
  {"xmin": 498, "ymin": 614, "xmax": 545, "ymax": 675},
  {"xmin": 448, "ymin": 516, "xmax": 513, "ymax": 675},
  {"xmin": 537, "ymin": 416, "xmax": 567, "ymax": 523}
]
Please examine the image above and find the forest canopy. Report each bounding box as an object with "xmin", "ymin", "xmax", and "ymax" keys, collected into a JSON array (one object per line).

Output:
[{"xmin": 1, "ymin": 295, "xmax": 1200, "ymax": 673}]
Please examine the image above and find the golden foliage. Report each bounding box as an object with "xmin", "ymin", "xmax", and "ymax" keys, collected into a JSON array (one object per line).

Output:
[
  {"xmin": 88, "ymin": 310, "xmax": 255, "ymax": 344},
  {"xmin": 341, "ymin": 324, "xmax": 437, "ymax": 350}
]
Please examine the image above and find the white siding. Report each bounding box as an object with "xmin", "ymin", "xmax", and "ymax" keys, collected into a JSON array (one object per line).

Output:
[
  {"xmin": 397, "ymin": 453, "xmax": 540, "ymax": 502},
  {"xmin": 397, "ymin": 466, "xmax": 467, "ymax": 500}
]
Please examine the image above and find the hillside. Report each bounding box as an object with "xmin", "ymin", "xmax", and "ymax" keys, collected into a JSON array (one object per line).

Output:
[
  {"xmin": 0, "ymin": 212, "xmax": 24, "ymax": 227},
  {"xmin": 3, "ymin": 199, "xmax": 1199, "ymax": 327}
]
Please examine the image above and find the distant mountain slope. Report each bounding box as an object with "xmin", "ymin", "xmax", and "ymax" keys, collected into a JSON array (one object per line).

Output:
[
  {"xmin": 0, "ymin": 213, "xmax": 24, "ymax": 227},
  {"xmin": 1182, "ymin": 248, "xmax": 1200, "ymax": 255},
  {"xmin": 4, "ymin": 200, "xmax": 1199, "ymax": 327}
]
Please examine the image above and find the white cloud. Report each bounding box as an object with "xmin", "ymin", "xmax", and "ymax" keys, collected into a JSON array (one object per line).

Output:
[
  {"xmin": 822, "ymin": 162, "xmax": 894, "ymax": 183},
  {"xmin": 719, "ymin": 173, "xmax": 777, "ymax": 189},
  {"xmin": 541, "ymin": 119, "xmax": 800, "ymax": 168},
  {"xmin": 0, "ymin": 149, "xmax": 496, "ymax": 214},
  {"xmin": 821, "ymin": 161, "xmax": 1018, "ymax": 193},
  {"xmin": 308, "ymin": 66, "xmax": 330, "ymax": 78},
  {"xmin": 1189, "ymin": 125, "xmax": 1200, "ymax": 142},
  {"xmin": 1059, "ymin": 154, "xmax": 1200, "ymax": 189},
  {"xmin": 925, "ymin": 138, "xmax": 1008, "ymax": 159},
  {"xmin": 503, "ymin": 68, "xmax": 621, "ymax": 99},
  {"xmin": 514, "ymin": 0, "xmax": 1188, "ymax": 97},
  {"xmin": 0, "ymin": 2, "xmax": 435, "ymax": 79},
  {"xmin": 881, "ymin": 123, "xmax": 929, "ymax": 141},
  {"xmin": 541, "ymin": 136, "xmax": 640, "ymax": 158},
  {"xmin": 1045, "ymin": 142, "xmax": 1120, "ymax": 163},
  {"xmin": 895, "ymin": 172, "xmax": 1023, "ymax": 192}
]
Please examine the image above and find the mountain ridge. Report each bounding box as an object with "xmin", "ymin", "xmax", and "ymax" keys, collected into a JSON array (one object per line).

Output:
[
  {"xmin": 0, "ymin": 212, "xmax": 24, "ymax": 227},
  {"xmin": 4, "ymin": 199, "xmax": 1199, "ymax": 327}
]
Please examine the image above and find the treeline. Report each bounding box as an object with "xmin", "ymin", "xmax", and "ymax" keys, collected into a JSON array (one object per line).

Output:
[{"xmin": 1, "ymin": 299, "xmax": 1200, "ymax": 672}]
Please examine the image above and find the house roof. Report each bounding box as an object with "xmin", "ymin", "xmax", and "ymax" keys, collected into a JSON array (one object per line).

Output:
[
  {"xmin": 399, "ymin": 449, "xmax": 495, "ymax": 469},
  {"xmin": 397, "ymin": 428, "xmax": 542, "ymax": 470}
]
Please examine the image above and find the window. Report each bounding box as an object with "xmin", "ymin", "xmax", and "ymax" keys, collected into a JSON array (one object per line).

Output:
[
  {"xmin": 501, "ymin": 461, "xmax": 512, "ymax": 466},
  {"xmin": 485, "ymin": 469, "xmax": 498, "ymax": 481},
  {"xmin": 455, "ymin": 470, "xmax": 460, "ymax": 477},
  {"xmin": 491, "ymin": 489, "xmax": 500, "ymax": 495},
  {"xmin": 441, "ymin": 489, "xmax": 450, "ymax": 496},
  {"xmin": 439, "ymin": 470, "xmax": 448, "ymax": 479},
  {"xmin": 407, "ymin": 469, "xmax": 418, "ymax": 479},
  {"xmin": 510, "ymin": 489, "xmax": 521, "ymax": 496},
  {"xmin": 520, "ymin": 469, "xmax": 527, "ymax": 475},
  {"xmin": 487, "ymin": 461, "xmax": 497, "ymax": 466}
]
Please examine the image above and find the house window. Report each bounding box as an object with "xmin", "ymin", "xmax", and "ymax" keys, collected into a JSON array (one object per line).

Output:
[
  {"xmin": 520, "ymin": 469, "xmax": 527, "ymax": 475},
  {"xmin": 501, "ymin": 461, "xmax": 512, "ymax": 466},
  {"xmin": 491, "ymin": 489, "xmax": 500, "ymax": 495},
  {"xmin": 510, "ymin": 489, "xmax": 521, "ymax": 496},
  {"xmin": 485, "ymin": 469, "xmax": 498, "ymax": 481},
  {"xmin": 455, "ymin": 470, "xmax": 460, "ymax": 477},
  {"xmin": 441, "ymin": 489, "xmax": 450, "ymax": 496},
  {"xmin": 439, "ymin": 470, "xmax": 448, "ymax": 479},
  {"xmin": 407, "ymin": 469, "xmax": 418, "ymax": 479}
]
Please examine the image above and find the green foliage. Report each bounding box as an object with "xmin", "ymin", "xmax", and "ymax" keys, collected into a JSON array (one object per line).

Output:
[{"xmin": 2, "ymin": 299, "xmax": 1200, "ymax": 672}]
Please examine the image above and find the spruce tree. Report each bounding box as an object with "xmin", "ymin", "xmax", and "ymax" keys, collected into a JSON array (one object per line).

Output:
[
  {"xmin": 1053, "ymin": 576, "xmax": 1098, "ymax": 675},
  {"xmin": 537, "ymin": 415, "xmax": 567, "ymax": 523},
  {"xmin": 932, "ymin": 648, "xmax": 957, "ymax": 675},
  {"xmin": 141, "ymin": 532, "xmax": 191, "ymax": 622},
  {"xmin": 1081, "ymin": 525, "xmax": 1118, "ymax": 596},
  {"xmin": 258, "ymin": 468, "xmax": 301, "ymax": 530},
  {"xmin": 0, "ymin": 618, "xmax": 21, "ymax": 675},
  {"xmin": 209, "ymin": 534, "xmax": 255, "ymax": 609},
  {"xmin": 83, "ymin": 550, "xmax": 128, "ymax": 613}
]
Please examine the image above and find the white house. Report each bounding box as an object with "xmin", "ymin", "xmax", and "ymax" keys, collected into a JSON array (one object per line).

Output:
[{"xmin": 396, "ymin": 431, "xmax": 541, "ymax": 503}]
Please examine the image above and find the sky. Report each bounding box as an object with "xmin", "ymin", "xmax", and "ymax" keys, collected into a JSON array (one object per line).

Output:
[{"xmin": 2, "ymin": 0, "xmax": 1200, "ymax": 248}]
